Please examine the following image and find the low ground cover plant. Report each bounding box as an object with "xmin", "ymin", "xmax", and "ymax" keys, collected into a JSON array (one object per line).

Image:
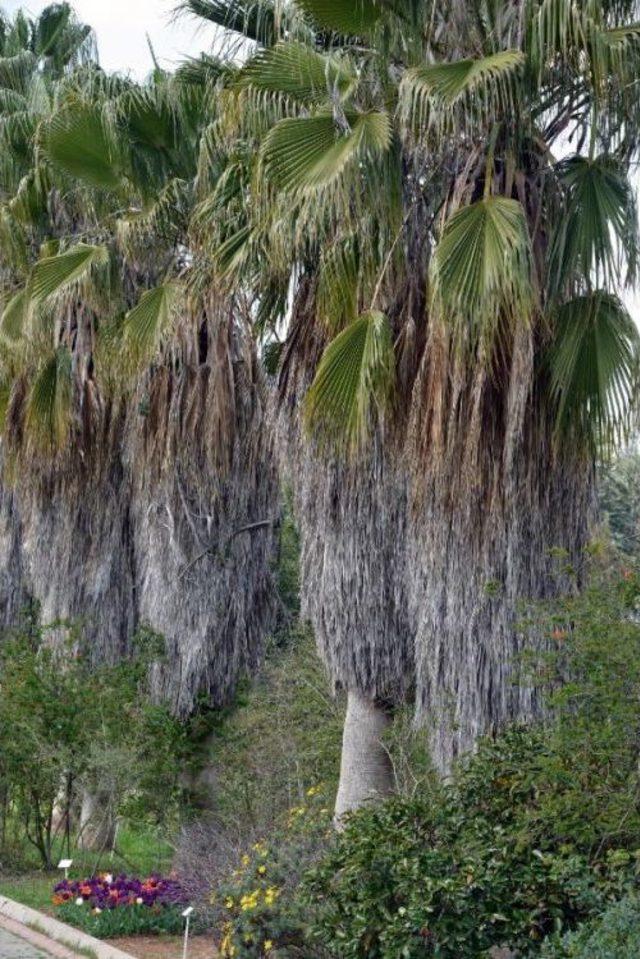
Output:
[{"xmin": 541, "ymin": 894, "xmax": 640, "ymax": 957}]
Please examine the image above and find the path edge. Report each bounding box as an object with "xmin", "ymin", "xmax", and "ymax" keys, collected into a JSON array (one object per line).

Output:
[{"xmin": 0, "ymin": 895, "xmax": 137, "ymax": 959}]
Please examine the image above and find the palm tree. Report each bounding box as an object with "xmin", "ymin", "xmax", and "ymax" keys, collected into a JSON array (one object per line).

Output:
[
  {"xmin": 181, "ymin": 0, "xmax": 640, "ymax": 815},
  {"xmin": 0, "ymin": 7, "xmax": 280, "ymax": 826}
]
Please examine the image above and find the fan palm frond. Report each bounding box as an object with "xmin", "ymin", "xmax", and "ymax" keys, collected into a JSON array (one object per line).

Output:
[
  {"xmin": 316, "ymin": 232, "xmax": 360, "ymax": 332},
  {"xmin": 239, "ymin": 41, "xmax": 355, "ymax": 105},
  {"xmin": 432, "ymin": 196, "xmax": 534, "ymax": 344},
  {"xmin": 304, "ymin": 310, "xmax": 395, "ymax": 449},
  {"xmin": 178, "ymin": 0, "xmax": 277, "ymax": 46},
  {"xmin": 294, "ymin": 0, "xmax": 388, "ymax": 35},
  {"xmin": 548, "ymin": 291, "xmax": 640, "ymax": 453},
  {"xmin": 0, "ymin": 289, "xmax": 27, "ymax": 343},
  {"xmin": 41, "ymin": 99, "xmax": 123, "ymax": 189},
  {"xmin": 261, "ymin": 109, "xmax": 392, "ymax": 194},
  {"xmin": 401, "ymin": 51, "xmax": 525, "ymax": 133},
  {"xmin": 120, "ymin": 282, "xmax": 183, "ymax": 373},
  {"xmin": 29, "ymin": 243, "xmax": 109, "ymax": 303},
  {"xmin": 26, "ymin": 345, "xmax": 72, "ymax": 448},
  {"xmin": 549, "ymin": 155, "xmax": 638, "ymax": 294}
]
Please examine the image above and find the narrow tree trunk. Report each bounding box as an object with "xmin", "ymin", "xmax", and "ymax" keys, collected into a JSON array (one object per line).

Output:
[
  {"xmin": 334, "ymin": 692, "xmax": 394, "ymax": 824},
  {"xmin": 78, "ymin": 790, "xmax": 117, "ymax": 853}
]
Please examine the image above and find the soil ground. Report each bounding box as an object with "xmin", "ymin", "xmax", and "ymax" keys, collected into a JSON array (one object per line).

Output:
[{"xmin": 111, "ymin": 935, "xmax": 217, "ymax": 959}]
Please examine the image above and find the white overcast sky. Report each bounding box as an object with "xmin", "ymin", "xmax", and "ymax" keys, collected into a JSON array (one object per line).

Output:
[{"xmin": 4, "ymin": 0, "xmax": 215, "ymax": 78}]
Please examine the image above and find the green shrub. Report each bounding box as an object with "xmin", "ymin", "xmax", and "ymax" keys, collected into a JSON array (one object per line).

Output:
[
  {"xmin": 305, "ymin": 727, "xmax": 638, "ymax": 959},
  {"xmin": 215, "ymin": 786, "xmax": 333, "ymax": 958},
  {"xmin": 542, "ymin": 895, "xmax": 640, "ymax": 958},
  {"xmin": 0, "ymin": 609, "xmax": 189, "ymax": 869},
  {"xmin": 204, "ymin": 623, "xmax": 343, "ymax": 837}
]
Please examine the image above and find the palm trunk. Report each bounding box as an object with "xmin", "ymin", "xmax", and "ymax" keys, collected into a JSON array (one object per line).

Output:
[{"xmin": 334, "ymin": 692, "xmax": 394, "ymax": 823}]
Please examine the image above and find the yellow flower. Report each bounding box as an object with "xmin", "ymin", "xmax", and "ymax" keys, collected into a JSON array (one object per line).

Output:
[
  {"xmin": 241, "ymin": 854, "xmax": 251, "ymax": 867},
  {"xmin": 257, "ymin": 865, "xmax": 267, "ymax": 875},
  {"xmin": 306, "ymin": 785, "xmax": 319, "ymax": 797},
  {"xmin": 264, "ymin": 886, "xmax": 281, "ymax": 906},
  {"xmin": 264, "ymin": 941, "xmax": 273, "ymax": 953},
  {"xmin": 225, "ymin": 897, "xmax": 235, "ymax": 909},
  {"xmin": 240, "ymin": 891, "xmax": 260, "ymax": 911}
]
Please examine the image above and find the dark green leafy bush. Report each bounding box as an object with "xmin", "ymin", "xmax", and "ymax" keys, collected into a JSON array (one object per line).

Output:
[{"xmin": 305, "ymin": 728, "xmax": 639, "ymax": 958}]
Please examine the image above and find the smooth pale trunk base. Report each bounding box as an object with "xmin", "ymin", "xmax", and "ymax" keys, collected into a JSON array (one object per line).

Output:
[
  {"xmin": 334, "ymin": 691, "xmax": 394, "ymax": 826},
  {"xmin": 77, "ymin": 790, "xmax": 117, "ymax": 853}
]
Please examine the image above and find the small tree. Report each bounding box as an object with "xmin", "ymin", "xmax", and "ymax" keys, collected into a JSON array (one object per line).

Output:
[{"xmin": 0, "ymin": 610, "xmax": 187, "ymax": 868}]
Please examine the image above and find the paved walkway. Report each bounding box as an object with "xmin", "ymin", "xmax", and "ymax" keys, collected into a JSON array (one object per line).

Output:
[
  {"xmin": 0, "ymin": 917, "xmax": 80, "ymax": 959},
  {"xmin": 0, "ymin": 926, "xmax": 51, "ymax": 957}
]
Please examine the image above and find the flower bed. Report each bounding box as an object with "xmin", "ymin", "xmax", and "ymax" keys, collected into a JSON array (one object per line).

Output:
[{"xmin": 52, "ymin": 873, "xmax": 198, "ymax": 938}]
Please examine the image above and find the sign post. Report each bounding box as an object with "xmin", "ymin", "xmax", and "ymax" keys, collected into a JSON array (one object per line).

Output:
[
  {"xmin": 182, "ymin": 906, "xmax": 194, "ymax": 959},
  {"xmin": 57, "ymin": 859, "xmax": 73, "ymax": 881}
]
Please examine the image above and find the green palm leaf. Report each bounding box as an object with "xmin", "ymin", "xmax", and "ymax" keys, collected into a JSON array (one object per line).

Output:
[
  {"xmin": 30, "ymin": 244, "xmax": 109, "ymax": 303},
  {"xmin": 401, "ymin": 50, "xmax": 524, "ymax": 130},
  {"xmin": 316, "ymin": 232, "xmax": 360, "ymax": 332},
  {"xmin": 0, "ymin": 205, "xmax": 28, "ymax": 270},
  {"xmin": 529, "ymin": 0, "xmax": 586, "ymax": 68},
  {"xmin": 179, "ymin": 0, "xmax": 277, "ymax": 46},
  {"xmin": 121, "ymin": 283, "xmax": 183, "ymax": 371},
  {"xmin": 304, "ymin": 310, "xmax": 395, "ymax": 449},
  {"xmin": 0, "ymin": 288, "xmax": 27, "ymax": 342},
  {"xmin": 432, "ymin": 196, "xmax": 534, "ymax": 342},
  {"xmin": 0, "ymin": 52, "xmax": 37, "ymax": 94},
  {"xmin": 42, "ymin": 101, "xmax": 122, "ymax": 189},
  {"xmin": 294, "ymin": 0, "xmax": 385, "ymax": 35},
  {"xmin": 261, "ymin": 110, "xmax": 392, "ymax": 194},
  {"xmin": 549, "ymin": 155, "xmax": 638, "ymax": 294},
  {"xmin": 26, "ymin": 346, "xmax": 72, "ymax": 448},
  {"xmin": 240, "ymin": 41, "xmax": 354, "ymax": 104},
  {"xmin": 548, "ymin": 292, "xmax": 639, "ymax": 452}
]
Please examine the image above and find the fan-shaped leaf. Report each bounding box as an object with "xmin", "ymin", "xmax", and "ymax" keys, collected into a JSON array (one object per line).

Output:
[
  {"xmin": 549, "ymin": 155, "xmax": 638, "ymax": 293},
  {"xmin": 122, "ymin": 283, "xmax": 182, "ymax": 371},
  {"xmin": 304, "ymin": 310, "xmax": 395, "ymax": 449},
  {"xmin": 240, "ymin": 41, "xmax": 354, "ymax": 103},
  {"xmin": 34, "ymin": 3, "xmax": 73, "ymax": 57},
  {"xmin": 294, "ymin": 0, "xmax": 385, "ymax": 35},
  {"xmin": 261, "ymin": 110, "xmax": 391, "ymax": 193},
  {"xmin": 26, "ymin": 346, "xmax": 72, "ymax": 448},
  {"xmin": 179, "ymin": 0, "xmax": 277, "ymax": 46},
  {"xmin": 30, "ymin": 244, "xmax": 109, "ymax": 302},
  {"xmin": 316, "ymin": 232, "xmax": 360, "ymax": 332},
  {"xmin": 401, "ymin": 50, "xmax": 524, "ymax": 131},
  {"xmin": 42, "ymin": 101, "xmax": 122, "ymax": 189},
  {"xmin": 433, "ymin": 196, "xmax": 534, "ymax": 342},
  {"xmin": 1, "ymin": 289, "xmax": 27, "ymax": 342},
  {"xmin": 0, "ymin": 52, "xmax": 37, "ymax": 94},
  {"xmin": 548, "ymin": 292, "xmax": 639, "ymax": 452}
]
